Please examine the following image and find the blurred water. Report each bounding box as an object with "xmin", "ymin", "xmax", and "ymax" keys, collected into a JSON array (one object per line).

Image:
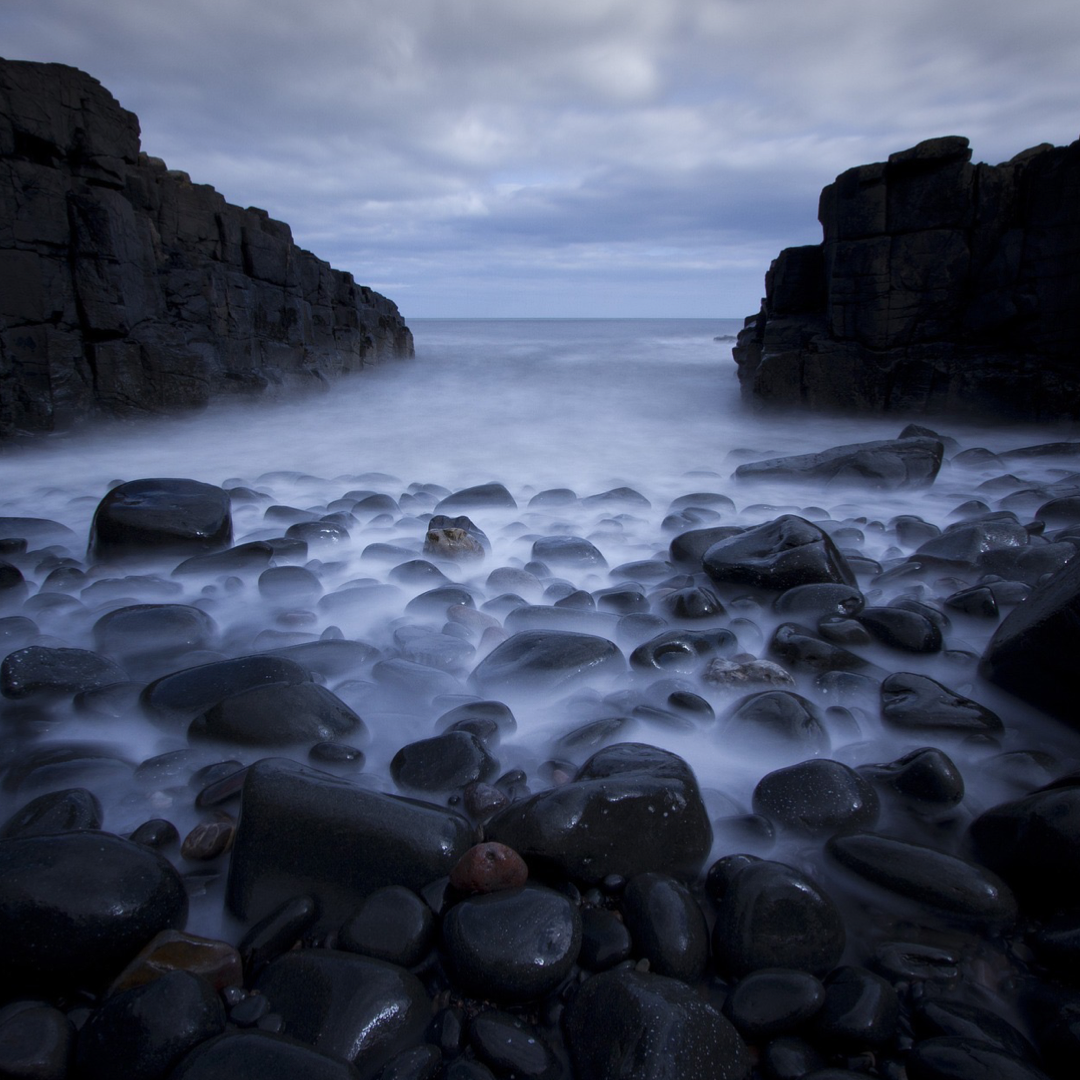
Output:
[{"xmin": 4, "ymin": 318, "xmax": 1080, "ymax": 940}]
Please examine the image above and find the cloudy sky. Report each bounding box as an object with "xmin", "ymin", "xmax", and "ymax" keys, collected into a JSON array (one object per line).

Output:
[{"xmin": 4, "ymin": 0, "xmax": 1078, "ymax": 318}]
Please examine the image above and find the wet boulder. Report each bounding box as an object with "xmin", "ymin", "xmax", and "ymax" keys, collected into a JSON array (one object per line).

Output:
[
  {"xmin": 531, "ymin": 535, "xmax": 607, "ymax": 568},
  {"xmin": 881, "ymin": 673, "xmax": 1004, "ymax": 736},
  {"xmin": 708, "ymin": 856, "xmax": 846, "ymax": 978},
  {"xmin": 0, "ymin": 831, "xmax": 188, "ymax": 995},
  {"xmin": 189, "ymin": 682, "xmax": 366, "ymax": 747},
  {"xmin": 485, "ymin": 743, "xmax": 712, "ymax": 884},
  {"xmin": 74, "ymin": 969, "xmax": 226, "ymax": 1080},
  {"xmin": 0, "ymin": 787, "xmax": 103, "ymax": 839},
  {"xmin": 89, "ymin": 478, "xmax": 232, "ymax": 560},
  {"xmin": 630, "ymin": 628, "xmax": 738, "ymax": 672},
  {"xmin": 733, "ymin": 437, "xmax": 944, "ymax": 489},
  {"xmin": 140, "ymin": 654, "xmax": 311, "ymax": 725},
  {"xmin": 968, "ymin": 786, "xmax": 1080, "ymax": 914},
  {"xmin": 703, "ymin": 516, "xmax": 856, "ymax": 591},
  {"xmin": 620, "ymin": 872, "xmax": 709, "ymax": 983},
  {"xmin": 434, "ymin": 483, "xmax": 517, "ymax": 512},
  {"xmin": 339, "ymin": 885, "xmax": 436, "ymax": 967},
  {"xmin": 857, "ymin": 605, "xmax": 943, "ymax": 652},
  {"xmin": 811, "ymin": 965, "xmax": 900, "ymax": 1051},
  {"xmin": 471, "ymin": 630, "xmax": 624, "ymax": 698},
  {"xmin": 826, "ymin": 832, "xmax": 1017, "ymax": 923},
  {"xmin": 442, "ymin": 884, "xmax": 581, "ymax": 1003},
  {"xmin": 752, "ymin": 759, "xmax": 879, "ymax": 835},
  {"xmin": 170, "ymin": 1030, "xmax": 367, "ymax": 1079},
  {"xmin": 905, "ymin": 1036, "xmax": 1052, "ymax": 1080},
  {"xmin": 255, "ymin": 951, "xmax": 430, "ymax": 1074},
  {"xmin": 980, "ymin": 555, "xmax": 1080, "ymax": 728},
  {"xmin": 390, "ymin": 731, "xmax": 497, "ymax": 793},
  {"xmin": 564, "ymin": 968, "xmax": 750, "ymax": 1080},
  {"xmin": 723, "ymin": 690, "xmax": 831, "ymax": 757},
  {"xmin": 92, "ymin": 604, "xmax": 217, "ymax": 665},
  {"xmin": 859, "ymin": 747, "xmax": 965, "ymax": 811},
  {"xmin": 226, "ymin": 758, "xmax": 475, "ymax": 924},
  {"xmin": 1, "ymin": 645, "xmax": 127, "ymax": 700},
  {"xmin": 723, "ymin": 968, "xmax": 825, "ymax": 1040}
]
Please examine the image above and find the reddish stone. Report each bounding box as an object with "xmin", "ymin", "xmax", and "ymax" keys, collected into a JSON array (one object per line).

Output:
[
  {"xmin": 449, "ymin": 842, "xmax": 528, "ymax": 895},
  {"xmin": 109, "ymin": 929, "xmax": 243, "ymax": 992},
  {"xmin": 181, "ymin": 817, "xmax": 235, "ymax": 860}
]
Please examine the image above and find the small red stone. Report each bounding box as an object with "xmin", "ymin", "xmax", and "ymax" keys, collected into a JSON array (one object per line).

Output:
[{"xmin": 449, "ymin": 841, "xmax": 528, "ymax": 895}]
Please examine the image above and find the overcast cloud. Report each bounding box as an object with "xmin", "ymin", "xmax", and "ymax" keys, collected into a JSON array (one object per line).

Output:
[{"xmin": 4, "ymin": 0, "xmax": 1078, "ymax": 317}]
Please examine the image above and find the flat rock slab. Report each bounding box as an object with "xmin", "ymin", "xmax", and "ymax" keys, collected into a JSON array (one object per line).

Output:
[
  {"xmin": 734, "ymin": 437, "xmax": 944, "ymax": 489},
  {"xmin": 226, "ymin": 758, "xmax": 475, "ymax": 924}
]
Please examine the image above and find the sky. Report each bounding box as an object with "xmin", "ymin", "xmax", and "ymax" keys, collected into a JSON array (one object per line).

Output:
[{"xmin": 3, "ymin": 0, "xmax": 1078, "ymax": 319}]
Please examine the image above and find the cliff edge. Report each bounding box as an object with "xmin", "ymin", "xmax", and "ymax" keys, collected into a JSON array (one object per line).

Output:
[
  {"xmin": 0, "ymin": 58, "xmax": 413, "ymax": 438},
  {"xmin": 734, "ymin": 135, "xmax": 1080, "ymax": 419}
]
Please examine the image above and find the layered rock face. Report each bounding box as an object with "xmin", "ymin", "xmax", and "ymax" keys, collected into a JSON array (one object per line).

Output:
[
  {"xmin": 0, "ymin": 59, "xmax": 413, "ymax": 438},
  {"xmin": 734, "ymin": 135, "xmax": 1080, "ymax": 418}
]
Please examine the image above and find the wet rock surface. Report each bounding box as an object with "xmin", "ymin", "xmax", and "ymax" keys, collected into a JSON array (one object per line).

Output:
[{"xmin": 2, "ymin": 431, "xmax": 1080, "ymax": 1079}]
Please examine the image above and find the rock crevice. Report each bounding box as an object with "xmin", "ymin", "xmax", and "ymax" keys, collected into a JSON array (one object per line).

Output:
[
  {"xmin": 734, "ymin": 135, "xmax": 1080, "ymax": 418},
  {"xmin": 0, "ymin": 58, "xmax": 413, "ymax": 438}
]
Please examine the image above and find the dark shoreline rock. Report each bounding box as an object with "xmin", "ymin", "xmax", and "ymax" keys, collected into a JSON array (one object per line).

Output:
[
  {"xmin": 0, "ymin": 58, "xmax": 413, "ymax": 439},
  {"xmin": 734, "ymin": 135, "xmax": 1080, "ymax": 419}
]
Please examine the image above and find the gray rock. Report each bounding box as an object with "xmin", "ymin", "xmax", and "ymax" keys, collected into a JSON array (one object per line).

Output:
[
  {"xmin": 471, "ymin": 630, "xmax": 624, "ymax": 698},
  {"xmin": 0, "ymin": 645, "xmax": 127, "ymax": 700}
]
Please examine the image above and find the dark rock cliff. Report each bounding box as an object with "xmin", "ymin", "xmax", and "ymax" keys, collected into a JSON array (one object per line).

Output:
[
  {"xmin": 734, "ymin": 135, "xmax": 1080, "ymax": 418},
  {"xmin": 0, "ymin": 59, "xmax": 413, "ymax": 438}
]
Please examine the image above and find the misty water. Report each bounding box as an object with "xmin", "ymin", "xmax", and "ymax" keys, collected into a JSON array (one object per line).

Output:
[{"xmin": 4, "ymin": 317, "xmax": 1080, "ymax": 940}]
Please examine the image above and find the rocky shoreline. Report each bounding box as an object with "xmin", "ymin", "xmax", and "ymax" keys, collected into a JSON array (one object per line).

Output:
[{"xmin": 2, "ymin": 429, "xmax": 1080, "ymax": 1079}]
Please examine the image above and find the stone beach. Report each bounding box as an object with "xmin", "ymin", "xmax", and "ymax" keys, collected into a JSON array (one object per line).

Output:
[{"xmin": 2, "ymin": 423, "xmax": 1080, "ymax": 1080}]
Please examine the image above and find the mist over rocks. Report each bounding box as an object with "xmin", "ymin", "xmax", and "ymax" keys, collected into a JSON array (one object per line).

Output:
[
  {"xmin": 0, "ymin": 58, "xmax": 413, "ymax": 439},
  {"xmin": 734, "ymin": 135, "xmax": 1080, "ymax": 418}
]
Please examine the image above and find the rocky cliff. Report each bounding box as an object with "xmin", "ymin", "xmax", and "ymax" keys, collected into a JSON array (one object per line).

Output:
[
  {"xmin": 0, "ymin": 59, "xmax": 413, "ymax": 439},
  {"xmin": 734, "ymin": 135, "xmax": 1080, "ymax": 418}
]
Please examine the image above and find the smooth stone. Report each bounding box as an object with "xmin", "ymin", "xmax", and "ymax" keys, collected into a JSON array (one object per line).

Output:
[
  {"xmin": 669, "ymin": 525, "xmax": 746, "ymax": 567},
  {"xmin": 92, "ymin": 603, "xmax": 217, "ymax": 662},
  {"xmin": 826, "ymin": 832, "xmax": 1017, "ymax": 923},
  {"xmin": 0, "ymin": 787, "xmax": 103, "ymax": 839},
  {"xmin": 0, "ymin": 831, "xmax": 188, "ymax": 994},
  {"xmin": 434, "ymin": 483, "xmax": 517, "ymax": 512},
  {"xmin": 468, "ymin": 1011, "xmax": 556, "ymax": 1079},
  {"xmin": 733, "ymin": 437, "xmax": 944, "ymax": 489},
  {"xmin": 769, "ymin": 622, "xmax": 880, "ymax": 676},
  {"xmin": 564, "ymin": 967, "xmax": 750, "ymax": 1080},
  {"xmin": 403, "ymin": 585, "xmax": 477, "ymax": 616},
  {"xmin": 703, "ymin": 516, "xmax": 856, "ymax": 591},
  {"xmin": 773, "ymin": 583, "xmax": 865, "ymax": 618},
  {"xmin": 284, "ymin": 520, "xmax": 350, "ymax": 545},
  {"xmin": 442, "ymin": 885, "xmax": 581, "ymax": 1003},
  {"xmin": 869, "ymin": 941, "xmax": 960, "ymax": 984},
  {"xmin": 485, "ymin": 743, "xmax": 712, "ymax": 884},
  {"xmin": 583, "ymin": 486, "xmax": 651, "ymax": 507},
  {"xmin": 857, "ymin": 606, "xmax": 943, "ymax": 652},
  {"xmin": 723, "ymin": 691, "xmax": 831, "ymax": 756},
  {"xmin": 129, "ymin": 819, "xmax": 180, "ymax": 849},
  {"xmin": 370, "ymin": 658, "xmax": 463, "ymax": 698},
  {"xmin": 449, "ymin": 842, "xmax": 529, "ymax": 895},
  {"xmin": 579, "ymin": 907, "xmax": 633, "ymax": 971},
  {"xmin": 913, "ymin": 998, "xmax": 1038, "ymax": 1062},
  {"xmin": 629, "ymin": 628, "xmax": 737, "ymax": 671},
  {"xmin": 915, "ymin": 520, "xmax": 1030, "ymax": 566},
  {"xmin": 172, "ymin": 541, "xmax": 274, "ymax": 576},
  {"xmin": 393, "ymin": 627, "xmax": 475, "ymax": 671},
  {"xmin": 0, "ymin": 645, "xmax": 127, "ymax": 700},
  {"xmin": 2, "ymin": 743, "xmax": 133, "ymax": 796},
  {"xmin": 758, "ymin": 1036, "xmax": 827, "ymax": 1080},
  {"xmin": 257, "ymin": 565, "xmax": 323, "ymax": 603},
  {"xmin": 255, "ymin": 950, "xmax": 429, "ymax": 1073},
  {"xmin": 171, "ymin": 1031, "xmax": 360, "ymax": 1078},
  {"xmin": 752, "ymin": 759, "xmax": 879, "ymax": 835},
  {"xmin": 811, "ymin": 965, "xmax": 899, "ymax": 1050},
  {"xmin": 376, "ymin": 1045, "xmax": 443, "ymax": 1080},
  {"xmin": 226, "ymin": 759, "xmax": 474, "ymax": 924},
  {"xmin": 905, "ymin": 1036, "xmax": 1052, "ymax": 1080},
  {"xmin": 709, "ymin": 856, "xmax": 846, "ymax": 978},
  {"xmin": 141, "ymin": 654, "xmax": 311, "ymax": 724},
  {"xmin": 0, "ymin": 516, "xmax": 77, "ymax": 546},
  {"xmin": 528, "ymin": 488, "xmax": 577, "ymax": 507},
  {"xmin": 0, "ymin": 1001, "xmax": 74, "ymax": 1080},
  {"xmin": 237, "ymin": 895, "xmax": 320, "ymax": 978},
  {"xmin": 859, "ymin": 747, "xmax": 965, "ymax": 810},
  {"xmin": 109, "ymin": 928, "xmax": 242, "ymax": 992},
  {"xmin": 75, "ymin": 969, "xmax": 226, "ymax": 1080},
  {"xmin": 656, "ymin": 585, "xmax": 726, "ymax": 619},
  {"xmin": 504, "ymin": 604, "xmax": 619, "ymax": 636},
  {"xmin": 980, "ymin": 555, "xmax": 1080, "ymax": 728},
  {"xmin": 880, "ymin": 673, "xmax": 1004, "ymax": 735},
  {"xmin": 723, "ymin": 968, "xmax": 826, "ymax": 1040},
  {"xmin": 89, "ymin": 478, "xmax": 232, "ymax": 559},
  {"xmin": 260, "ymin": 638, "xmax": 381, "ymax": 678},
  {"xmin": 968, "ymin": 786, "xmax": 1080, "ymax": 913},
  {"xmin": 471, "ymin": 630, "xmax": 624, "ymax": 698},
  {"xmin": 530, "ymin": 535, "xmax": 607, "ymax": 568},
  {"xmin": 388, "ymin": 559, "xmax": 450, "ymax": 585},
  {"xmin": 620, "ymin": 872, "xmax": 709, "ymax": 983},
  {"xmin": 190, "ymin": 682, "xmax": 365, "ymax": 747},
  {"xmin": 390, "ymin": 731, "xmax": 497, "ymax": 792},
  {"xmin": 435, "ymin": 699, "xmax": 517, "ymax": 739}
]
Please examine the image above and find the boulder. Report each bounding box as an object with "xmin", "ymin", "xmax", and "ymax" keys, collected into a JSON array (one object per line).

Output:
[{"xmin": 734, "ymin": 438, "xmax": 943, "ymax": 489}]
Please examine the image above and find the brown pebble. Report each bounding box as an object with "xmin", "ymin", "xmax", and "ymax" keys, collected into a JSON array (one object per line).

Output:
[
  {"xmin": 181, "ymin": 816, "xmax": 235, "ymax": 860},
  {"xmin": 449, "ymin": 841, "xmax": 528, "ymax": 894},
  {"xmin": 463, "ymin": 781, "xmax": 510, "ymax": 822},
  {"xmin": 109, "ymin": 928, "xmax": 243, "ymax": 993}
]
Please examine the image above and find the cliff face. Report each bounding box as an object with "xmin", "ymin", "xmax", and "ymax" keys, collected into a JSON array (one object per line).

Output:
[
  {"xmin": 734, "ymin": 135, "xmax": 1080, "ymax": 418},
  {"xmin": 0, "ymin": 59, "xmax": 413, "ymax": 438}
]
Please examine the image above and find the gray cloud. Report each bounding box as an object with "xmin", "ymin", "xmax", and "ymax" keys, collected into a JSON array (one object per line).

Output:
[{"xmin": 4, "ymin": 0, "xmax": 1078, "ymax": 316}]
